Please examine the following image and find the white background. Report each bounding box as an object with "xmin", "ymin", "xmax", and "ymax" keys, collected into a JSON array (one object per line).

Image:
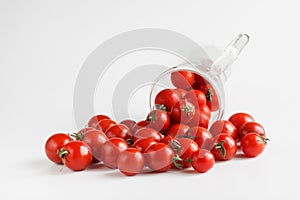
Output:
[{"xmin": 1, "ymin": 0, "xmax": 300, "ymax": 199}]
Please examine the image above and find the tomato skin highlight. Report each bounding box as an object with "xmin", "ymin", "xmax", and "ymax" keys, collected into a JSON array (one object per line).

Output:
[
  {"xmin": 187, "ymin": 126, "xmax": 213, "ymax": 150},
  {"xmin": 120, "ymin": 119, "xmax": 136, "ymax": 131},
  {"xmin": 185, "ymin": 89, "xmax": 206, "ymax": 109},
  {"xmin": 45, "ymin": 133, "xmax": 73, "ymax": 164},
  {"xmin": 100, "ymin": 138, "xmax": 129, "ymax": 169},
  {"xmin": 144, "ymin": 143, "xmax": 175, "ymax": 172},
  {"xmin": 171, "ymin": 70, "xmax": 195, "ymax": 90},
  {"xmin": 209, "ymin": 120, "xmax": 237, "ymax": 140},
  {"xmin": 239, "ymin": 122, "xmax": 266, "ymax": 140},
  {"xmin": 96, "ymin": 119, "xmax": 116, "ymax": 133},
  {"xmin": 211, "ymin": 133, "xmax": 237, "ymax": 161},
  {"xmin": 241, "ymin": 133, "xmax": 267, "ymax": 157},
  {"xmin": 132, "ymin": 138, "xmax": 157, "ymax": 153},
  {"xmin": 105, "ymin": 124, "xmax": 132, "ymax": 140},
  {"xmin": 88, "ymin": 114, "xmax": 110, "ymax": 128},
  {"xmin": 228, "ymin": 112, "xmax": 255, "ymax": 134},
  {"xmin": 133, "ymin": 128, "xmax": 163, "ymax": 142},
  {"xmin": 58, "ymin": 141, "xmax": 92, "ymax": 171},
  {"xmin": 132, "ymin": 120, "xmax": 150, "ymax": 134},
  {"xmin": 191, "ymin": 149, "xmax": 215, "ymax": 173},
  {"xmin": 117, "ymin": 148, "xmax": 144, "ymax": 176},
  {"xmin": 147, "ymin": 110, "xmax": 170, "ymax": 132},
  {"xmin": 155, "ymin": 89, "xmax": 181, "ymax": 112},
  {"xmin": 165, "ymin": 123, "xmax": 190, "ymax": 138}
]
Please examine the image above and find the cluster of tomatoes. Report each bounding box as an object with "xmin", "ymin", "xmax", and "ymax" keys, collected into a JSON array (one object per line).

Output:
[{"xmin": 45, "ymin": 70, "xmax": 268, "ymax": 176}]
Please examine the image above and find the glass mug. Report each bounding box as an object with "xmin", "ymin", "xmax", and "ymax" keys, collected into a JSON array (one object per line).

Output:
[{"xmin": 149, "ymin": 33, "xmax": 250, "ymax": 126}]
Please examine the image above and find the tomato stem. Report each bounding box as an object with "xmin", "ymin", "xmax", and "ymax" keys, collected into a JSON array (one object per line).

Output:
[
  {"xmin": 205, "ymin": 88, "xmax": 213, "ymax": 102},
  {"xmin": 147, "ymin": 110, "xmax": 157, "ymax": 122},
  {"xmin": 215, "ymin": 140, "xmax": 226, "ymax": 159},
  {"xmin": 70, "ymin": 132, "xmax": 84, "ymax": 141},
  {"xmin": 57, "ymin": 148, "xmax": 68, "ymax": 161},
  {"xmin": 260, "ymin": 136, "xmax": 270, "ymax": 144},
  {"xmin": 169, "ymin": 139, "xmax": 181, "ymax": 151},
  {"xmin": 154, "ymin": 104, "xmax": 167, "ymax": 112},
  {"xmin": 181, "ymin": 99, "xmax": 195, "ymax": 118},
  {"xmin": 172, "ymin": 154, "xmax": 183, "ymax": 169}
]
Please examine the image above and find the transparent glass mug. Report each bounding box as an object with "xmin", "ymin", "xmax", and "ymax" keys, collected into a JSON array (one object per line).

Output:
[{"xmin": 149, "ymin": 33, "xmax": 250, "ymax": 126}]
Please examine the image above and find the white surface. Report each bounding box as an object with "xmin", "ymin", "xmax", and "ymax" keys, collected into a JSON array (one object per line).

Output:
[{"xmin": 1, "ymin": 0, "xmax": 300, "ymax": 199}]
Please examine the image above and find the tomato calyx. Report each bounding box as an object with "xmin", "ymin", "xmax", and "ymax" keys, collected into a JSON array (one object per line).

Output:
[
  {"xmin": 181, "ymin": 99, "xmax": 195, "ymax": 118},
  {"xmin": 215, "ymin": 140, "xmax": 226, "ymax": 159},
  {"xmin": 260, "ymin": 136, "xmax": 270, "ymax": 144},
  {"xmin": 147, "ymin": 110, "xmax": 157, "ymax": 122},
  {"xmin": 70, "ymin": 132, "xmax": 84, "ymax": 141},
  {"xmin": 57, "ymin": 148, "xmax": 68, "ymax": 161},
  {"xmin": 172, "ymin": 154, "xmax": 183, "ymax": 169},
  {"xmin": 169, "ymin": 139, "xmax": 181, "ymax": 151},
  {"xmin": 204, "ymin": 88, "xmax": 213, "ymax": 102},
  {"xmin": 126, "ymin": 137, "xmax": 134, "ymax": 146},
  {"xmin": 154, "ymin": 104, "xmax": 167, "ymax": 112}
]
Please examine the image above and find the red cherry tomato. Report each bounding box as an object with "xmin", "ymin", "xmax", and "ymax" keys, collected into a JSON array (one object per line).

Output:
[
  {"xmin": 161, "ymin": 135, "xmax": 173, "ymax": 145},
  {"xmin": 132, "ymin": 138, "xmax": 157, "ymax": 153},
  {"xmin": 117, "ymin": 148, "xmax": 144, "ymax": 176},
  {"xmin": 241, "ymin": 133, "xmax": 268, "ymax": 157},
  {"xmin": 120, "ymin": 119, "xmax": 136, "ymax": 131},
  {"xmin": 185, "ymin": 89, "xmax": 206, "ymax": 109},
  {"xmin": 176, "ymin": 138, "xmax": 199, "ymax": 168},
  {"xmin": 165, "ymin": 123, "xmax": 190, "ymax": 138},
  {"xmin": 96, "ymin": 119, "xmax": 116, "ymax": 132},
  {"xmin": 202, "ymin": 105, "xmax": 211, "ymax": 119},
  {"xmin": 100, "ymin": 138, "xmax": 129, "ymax": 169},
  {"xmin": 191, "ymin": 149, "xmax": 215, "ymax": 173},
  {"xmin": 80, "ymin": 130, "xmax": 108, "ymax": 162},
  {"xmin": 154, "ymin": 89, "xmax": 181, "ymax": 112},
  {"xmin": 105, "ymin": 124, "xmax": 132, "ymax": 140},
  {"xmin": 132, "ymin": 120, "xmax": 150, "ymax": 133},
  {"xmin": 87, "ymin": 114, "xmax": 110, "ymax": 128},
  {"xmin": 45, "ymin": 133, "xmax": 73, "ymax": 164},
  {"xmin": 144, "ymin": 143, "xmax": 175, "ymax": 172},
  {"xmin": 187, "ymin": 109, "xmax": 210, "ymax": 129},
  {"xmin": 200, "ymin": 84, "xmax": 219, "ymax": 112},
  {"xmin": 171, "ymin": 70, "xmax": 195, "ymax": 90},
  {"xmin": 239, "ymin": 122, "xmax": 266, "ymax": 140},
  {"xmin": 173, "ymin": 88, "xmax": 187, "ymax": 99},
  {"xmin": 133, "ymin": 128, "xmax": 162, "ymax": 142},
  {"xmin": 192, "ymin": 73, "xmax": 207, "ymax": 89},
  {"xmin": 170, "ymin": 99, "xmax": 195, "ymax": 124},
  {"xmin": 57, "ymin": 141, "xmax": 92, "ymax": 171},
  {"xmin": 211, "ymin": 133, "xmax": 237, "ymax": 161},
  {"xmin": 187, "ymin": 126, "xmax": 213, "ymax": 150},
  {"xmin": 228, "ymin": 112, "xmax": 255, "ymax": 133},
  {"xmin": 209, "ymin": 120, "xmax": 237, "ymax": 140},
  {"xmin": 78, "ymin": 127, "xmax": 97, "ymax": 136},
  {"xmin": 147, "ymin": 110, "xmax": 170, "ymax": 132}
]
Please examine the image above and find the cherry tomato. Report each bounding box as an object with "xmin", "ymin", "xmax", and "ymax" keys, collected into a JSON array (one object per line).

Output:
[
  {"xmin": 132, "ymin": 138, "xmax": 157, "ymax": 153},
  {"xmin": 96, "ymin": 119, "xmax": 116, "ymax": 132},
  {"xmin": 241, "ymin": 133, "xmax": 268, "ymax": 157},
  {"xmin": 211, "ymin": 133, "xmax": 237, "ymax": 161},
  {"xmin": 120, "ymin": 119, "xmax": 136, "ymax": 131},
  {"xmin": 228, "ymin": 112, "xmax": 254, "ymax": 133},
  {"xmin": 78, "ymin": 127, "xmax": 97, "ymax": 136},
  {"xmin": 100, "ymin": 138, "xmax": 129, "ymax": 169},
  {"xmin": 170, "ymin": 99, "xmax": 195, "ymax": 124},
  {"xmin": 187, "ymin": 126, "xmax": 213, "ymax": 150},
  {"xmin": 161, "ymin": 135, "xmax": 173, "ymax": 145},
  {"xmin": 192, "ymin": 73, "xmax": 207, "ymax": 89},
  {"xmin": 165, "ymin": 123, "xmax": 190, "ymax": 138},
  {"xmin": 176, "ymin": 138, "xmax": 199, "ymax": 168},
  {"xmin": 209, "ymin": 120, "xmax": 237, "ymax": 140},
  {"xmin": 191, "ymin": 149, "xmax": 215, "ymax": 173},
  {"xmin": 57, "ymin": 141, "xmax": 92, "ymax": 171},
  {"xmin": 185, "ymin": 89, "xmax": 206, "ymax": 109},
  {"xmin": 147, "ymin": 109, "xmax": 170, "ymax": 132},
  {"xmin": 133, "ymin": 128, "xmax": 163, "ymax": 142},
  {"xmin": 239, "ymin": 122, "xmax": 266, "ymax": 140},
  {"xmin": 144, "ymin": 143, "xmax": 175, "ymax": 172},
  {"xmin": 132, "ymin": 120, "xmax": 150, "ymax": 133},
  {"xmin": 155, "ymin": 89, "xmax": 181, "ymax": 112},
  {"xmin": 45, "ymin": 133, "xmax": 73, "ymax": 164},
  {"xmin": 202, "ymin": 105, "xmax": 211, "ymax": 119},
  {"xmin": 171, "ymin": 70, "xmax": 195, "ymax": 90},
  {"xmin": 105, "ymin": 124, "xmax": 132, "ymax": 140},
  {"xmin": 117, "ymin": 148, "xmax": 144, "ymax": 176},
  {"xmin": 200, "ymin": 84, "xmax": 219, "ymax": 112},
  {"xmin": 87, "ymin": 114, "xmax": 110, "ymax": 128},
  {"xmin": 187, "ymin": 109, "xmax": 210, "ymax": 129},
  {"xmin": 173, "ymin": 88, "xmax": 187, "ymax": 99}
]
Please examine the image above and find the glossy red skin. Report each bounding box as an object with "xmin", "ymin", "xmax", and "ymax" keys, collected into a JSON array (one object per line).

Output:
[
  {"xmin": 171, "ymin": 70, "xmax": 195, "ymax": 90},
  {"xmin": 202, "ymin": 105, "xmax": 211, "ymax": 119},
  {"xmin": 173, "ymin": 88, "xmax": 187, "ymax": 99},
  {"xmin": 87, "ymin": 114, "xmax": 110, "ymax": 128},
  {"xmin": 78, "ymin": 127, "xmax": 97, "ymax": 136},
  {"xmin": 187, "ymin": 110, "xmax": 210, "ymax": 129},
  {"xmin": 170, "ymin": 99, "xmax": 195, "ymax": 124},
  {"xmin": 155, "ymin": 89, "xmax": 181, "ymax": 112},
  {"xmin": 165, "ymin": 123, "xmax": 190, "ymax": 138},
  {"xmin": 200, "ymin": 84, "xmax": 219, "ymax": 112},
  {"xmin": 161, "ymin": 135, "xmax": 173, "ymax": 145},
  {"xmin": 82, "ymin": 130, "xmax": 108, "ymax": 162},
  {"xmin": 192, "ymin": 73, "xmax": 208, "ymax": 90},
  {"xmin": 191, "ymin": 149, "xmax": 215, "ymax": 173},
  {"xmin": 187, "ymin": 126, "xmax": 213, "ymax": 150},
  {"xmin": 185, "ymin": 89, "xmax": 206, "ymax": 110},
  {"xmin": 209, "ymin": 120, "xmax": 237, "ymax": 140},
  {"xmin": 176, "ymin": 138, "xmax": 200, "ymax": 168},
  {"xmin": 132, "ymin": 138, "xmax": 157, "ymax": 153},
  {"xmin": 132, "ymin": 120, "xmax": 150, "ymax": 133},
  {"xmin": 239, "ymin": 122, "xmax": 266, "ymax": 140},
  {"xmin": 60, "ymin": 141, "xmax": 92, "ymax": 171},
  {"xmin": 96, "ymin": 119, "xmax": 116, "ymax": 132},
  {"xmin": 45, "ymin": 133, "xmax": 73, "ymax": 164},
  {"xmin": 241, "ymin": 133, "xmax": 265, "ymax": 157},
  {"xmin": 228, "ymin": 112, "xmax": 255, "ymax": 134},
  {"xmin": 133, "ymin": 128, "xmax": 163, "ymax": 142},
  {"xmin": 147, "ymin": 110, "xmax": 170, "ymax": 132},
  {"xmin": 100, "ymin": 138, "xmax": 129, "ymax": 169},
  {"xmin": 120, "ymin": 119, "xmax": 136, "ymax": 131},
  {"xmin": 211, "ymin": 133, "xmax": 237, "ymax": 161},
  {"xmin": 144, "ymin": 143, "xmax": 175, "ymax": 172},
  {"xmin": 117, "ymin": 148, "xmax": 144, "ymax": 176},
  {"xmin": 105, "ymin": 124, "xmax": 132, "ymax": 140}
]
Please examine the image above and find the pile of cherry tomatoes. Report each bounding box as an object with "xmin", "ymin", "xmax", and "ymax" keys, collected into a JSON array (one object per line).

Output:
[{"xmin": 45, "ymin": 70, "xmax": 268, "ymax": 176}]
